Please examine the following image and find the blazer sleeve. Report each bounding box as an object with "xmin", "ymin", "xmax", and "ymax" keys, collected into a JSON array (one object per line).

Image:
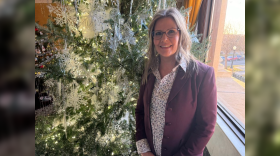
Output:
[
  {"xmin": 174, "ymin": 67, "xmax": 217, "ymax": 156},
  {"xmin": 135, "ymin": 82, "xmax": 147, "ymax": 141}
]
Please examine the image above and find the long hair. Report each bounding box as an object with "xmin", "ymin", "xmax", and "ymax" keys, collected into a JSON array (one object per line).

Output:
[{"xmin": 142, "ymin": 7, "xmax": 198, "ymax": 84}]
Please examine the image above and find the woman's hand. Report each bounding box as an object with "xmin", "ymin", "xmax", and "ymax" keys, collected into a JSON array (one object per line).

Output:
[{"xmin": 141, "ymin": 151, "xmax": 155, "ymax": 156}]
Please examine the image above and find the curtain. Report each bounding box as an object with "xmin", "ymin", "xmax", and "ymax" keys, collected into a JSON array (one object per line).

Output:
[{"xmin": 184, "ymin": 0, "xmax": 204, "ymax": 29}]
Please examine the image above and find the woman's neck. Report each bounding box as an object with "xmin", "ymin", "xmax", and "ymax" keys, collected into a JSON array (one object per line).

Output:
[{"xmin": 158, "ymin": 56, "xmax": 177, "ymax": 78}]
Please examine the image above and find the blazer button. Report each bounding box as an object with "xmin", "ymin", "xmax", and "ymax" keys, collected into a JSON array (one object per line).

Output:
[
  {"xmin": 164, "ymin": 136, "xmax": 170, "ymax": 139},
  {"xmin": 167, "ymin": 108, "xmax": 172, "ymax": 111},
  {"xmin": 165, "ymin": 122, "xmax": 171, "ymax": 126}
]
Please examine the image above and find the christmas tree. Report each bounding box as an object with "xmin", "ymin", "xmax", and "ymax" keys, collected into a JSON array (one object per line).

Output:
[{"xmin": 35, "ymin": 0, "xmax": 210, "ymax": 155}]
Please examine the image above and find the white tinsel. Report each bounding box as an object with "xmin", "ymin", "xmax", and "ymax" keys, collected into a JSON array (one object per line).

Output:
[
  {"xmin": 163, "ymin": 0, "xmax": 166, "ymax": 9},
  {"xmin": 114, "ymin": 23, "xmax": 122, "ymax": 40},
  {"xmin": 157, "ymin": 0, "xmax": 161, "ymax": 11},
  {"xmin": 126, "ymin": 39, "xmax": 131, "ymax": 53},
  {"xmin": 129, "ymin": 0, "xmax": 133, "ymax": 16},
  {"xmin": 109, "ymin": 34, "xmax": 119, "ymax": 52},
  {"xmin": 63, "ymin": 111, "xmax": 67, "ymax": 138},
  {"xmin": 58, "ymin": 79, "xmax": 61, "ymax": 97}
]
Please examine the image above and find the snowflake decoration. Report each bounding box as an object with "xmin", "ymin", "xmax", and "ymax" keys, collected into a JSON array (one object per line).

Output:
[
  {"xmin": 122, "ymin": 23, "xmax": 136, "ymax": 45},
  {"xmin": 56, "ymin": 48, "xmax": 84, "ymax": 78},
  {"xmin": 89, "ymin": 5, "xmax": 111, "ymax": 36},
  {"xmin": 47, "ymin": 4, "xmax": 77, "ymax": 31},
  {"xmin": 65, "ymin": 81, "xmax": 88, "ymax": 111},
  {"xmin": 136, "ymin": 9, "xmax": 149, "ymax": 26}
]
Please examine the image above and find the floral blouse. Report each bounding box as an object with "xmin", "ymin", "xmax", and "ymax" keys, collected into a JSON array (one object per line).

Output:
[{"xmin": 136, "ymin": 59, "xmax": 187, "ymax": 156}]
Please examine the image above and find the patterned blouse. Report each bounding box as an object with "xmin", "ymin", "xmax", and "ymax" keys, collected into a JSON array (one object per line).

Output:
[{"xmin": 136, "ymin": 59, "xmax": 187, "ymax": 156}]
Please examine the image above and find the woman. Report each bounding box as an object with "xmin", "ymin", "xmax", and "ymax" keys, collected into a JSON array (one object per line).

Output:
[{"xmin": 135, "ymin": 8, "xmax": 217, "ymax": 156}]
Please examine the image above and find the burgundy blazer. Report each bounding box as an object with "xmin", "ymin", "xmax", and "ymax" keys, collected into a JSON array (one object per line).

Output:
[{"xmin": 135, "ymin": 61, "xmax": 217, "ymax": 156}]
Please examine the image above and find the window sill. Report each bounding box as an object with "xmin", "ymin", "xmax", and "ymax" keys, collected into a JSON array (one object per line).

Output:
[{"xmin": 206, "ymin": 102, "xmax": 245, "ymax": 156}]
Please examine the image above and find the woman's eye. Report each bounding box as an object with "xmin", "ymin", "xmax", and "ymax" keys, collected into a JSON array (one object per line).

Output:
[
  {"xmin": 155, "ymin": 32, "xmax": 162, "ymax": 36},
  {"xmin": 168, "ymin": 30, "xmax": 175, "ymax": 34}
]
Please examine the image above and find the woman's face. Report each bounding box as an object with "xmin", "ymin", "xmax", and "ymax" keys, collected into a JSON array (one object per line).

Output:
[{"xmin": 153, "ymin": 17, "xmax": 180, "ymax": 59}]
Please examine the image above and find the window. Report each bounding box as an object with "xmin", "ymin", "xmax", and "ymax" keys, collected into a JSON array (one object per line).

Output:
[
  {"xmin": 202, "ymin": 0, "xmax": 245, "ymax": 155},
  {"xmin": 217, "ymin": 0, "xmax": 245, "ymax": 127}
]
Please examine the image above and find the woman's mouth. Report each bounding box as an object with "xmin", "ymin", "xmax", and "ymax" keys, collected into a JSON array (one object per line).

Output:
[{"xmin": 160, "ymin": 45, "xmax": 172, "ymax": 49}]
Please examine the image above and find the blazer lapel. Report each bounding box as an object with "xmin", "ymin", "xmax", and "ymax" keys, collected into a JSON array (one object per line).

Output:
[
  {"xmin": 144, "ymin": 73, "xmax": 156, "ymax": 153},
  {"xmin": 145, "ymin": 73, "xmax": 156, "ymax": 122},
  {"xmin": 166, "ymin": 68, "xmax": 189, "ymax": 106}
]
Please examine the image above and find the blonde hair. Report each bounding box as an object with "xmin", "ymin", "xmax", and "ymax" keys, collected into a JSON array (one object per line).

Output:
[{"xmin": 142, "ymin": 7, "xmax": 198, "ymax": 84}]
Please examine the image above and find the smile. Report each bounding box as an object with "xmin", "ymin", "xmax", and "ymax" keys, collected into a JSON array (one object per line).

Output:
[{"xmin": 160, "ymin": 45, "xmax": 172, "ymax": 48}]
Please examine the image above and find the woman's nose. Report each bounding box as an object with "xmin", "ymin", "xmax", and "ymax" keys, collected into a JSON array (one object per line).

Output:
[{"xmin": 160, "ymin": 33, "xmax": 169, "ymax": 42}]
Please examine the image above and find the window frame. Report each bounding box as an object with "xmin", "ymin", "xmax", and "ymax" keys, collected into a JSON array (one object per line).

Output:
[{"xmin": 217, "ymin": 101, "xmax": 245, "ymax": 145}]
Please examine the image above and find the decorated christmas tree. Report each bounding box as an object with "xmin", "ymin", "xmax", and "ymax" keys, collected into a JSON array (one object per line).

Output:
[{"xmin": 35, "ymin": 0, "xmax": 210, "ymax": 155}]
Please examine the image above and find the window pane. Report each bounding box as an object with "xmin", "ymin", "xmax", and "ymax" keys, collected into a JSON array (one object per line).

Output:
[{"xmin": 218, "ymin": 0, "xmax": 245, "ymax": 126}]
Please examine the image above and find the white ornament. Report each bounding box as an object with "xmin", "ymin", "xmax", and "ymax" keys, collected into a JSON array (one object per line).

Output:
[
  {"xmin": 47, "ymin": 4, "xmax": 77, "ymax": 31},
  {"xmin": 122, "ymin": 23, "xmax": 136, "ymax": 45}
]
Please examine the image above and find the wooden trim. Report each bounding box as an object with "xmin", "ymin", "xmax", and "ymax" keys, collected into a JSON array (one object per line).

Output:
[{"xmin": 205, "ymin": 0, "xmax": 228, "ymax": 78}]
